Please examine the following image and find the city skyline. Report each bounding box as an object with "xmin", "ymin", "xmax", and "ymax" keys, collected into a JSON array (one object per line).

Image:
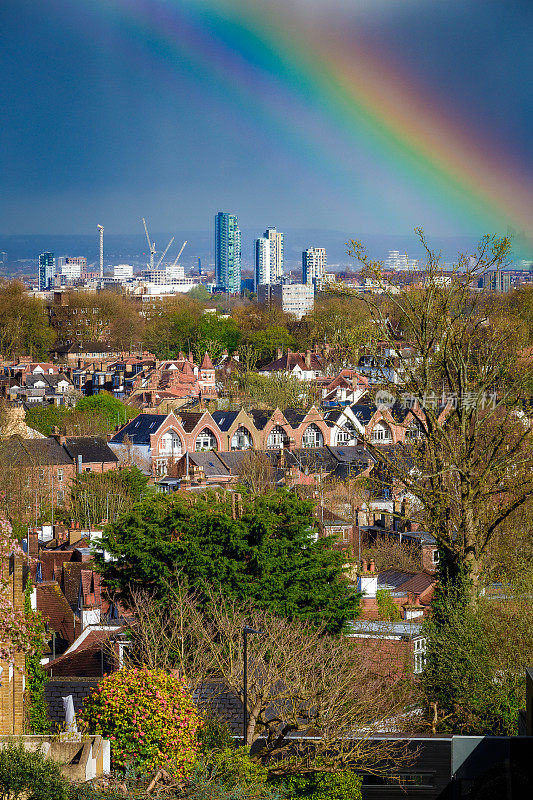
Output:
[{"xmin": 2, "ymin": 1, "xmax": 533, "ymax": 240}]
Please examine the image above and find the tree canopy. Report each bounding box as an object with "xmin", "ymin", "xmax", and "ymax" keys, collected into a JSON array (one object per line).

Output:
[{"xmin": 97, "ymin": 490, "xmax": 359, "ymax": 633}]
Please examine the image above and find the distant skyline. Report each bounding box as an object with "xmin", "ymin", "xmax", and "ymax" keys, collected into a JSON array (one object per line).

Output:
[{"xmin": 2, "ymin": 1, "xmax": 533, "ymax": 239}]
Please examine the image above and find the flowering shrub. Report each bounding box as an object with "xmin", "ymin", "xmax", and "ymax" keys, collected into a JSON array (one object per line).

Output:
[
  {"xmin": 0, "ymin": 517, "xmax": 34, "ymax": 662},
  {"xmin": 79, "ymin": 667, "xmax": 201, "ymax": 776}
]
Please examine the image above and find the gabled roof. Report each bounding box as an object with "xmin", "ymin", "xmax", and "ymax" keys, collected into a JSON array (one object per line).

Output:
[
  {"xmin": 396, "ymin": 572, "xmax": 435, "ymax": 596},
  {"xmin": 109, "ymin": 414, "xmax": 166, "ymax": 445},
  {"xmin": 36, "ymin": 581, "xmax": 78, "ymax": 645},
  {"xmin": 350, "ymin": 402, "xmax": 377, "ymax": 425},
  {"xmin": 249, "ymin": 409, "xmax": 272, "ymax": 430},
  {"xmin": 1, "ymin": 437, "xmax": 73, "ymax": 466},
  {"xmin": 211, "ymin": 411, "xmax": 239, "ymax": 431},
  {"xmin": 282, "ymin": 407, "xmax": 306, "ymax": 427},
  {"xmin": 64, "ymin": 437, "xmax": 118, "ymax": 465},
  {"xmin": 178, "ymin": 412, "xmax": 206, "ymax": 432}
]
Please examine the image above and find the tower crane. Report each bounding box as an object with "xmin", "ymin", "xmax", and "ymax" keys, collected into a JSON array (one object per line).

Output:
[
  {"xmin": 155, "ymin": 237, "xmax": 175, "ymax": 270},
  {"xmin": 142, "ymin": 217, "xmax": 156, "ymax": 271},
  {"xmin": 169, "ymin": 241, "xmax": 187, "ymax": 269}
]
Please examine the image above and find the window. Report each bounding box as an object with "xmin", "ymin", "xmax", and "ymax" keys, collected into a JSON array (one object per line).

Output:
[
  {"xmin": 39, "ymin": 468, "xmax": 45, "ymax": 481},
  {"xmin": 336, "ymin": 421, "xmax": 357, "ymax": 445},
  {"xmin": 406, "ymin": 420, "xmax": 423, "ymax": 440},
  {"xmin": 57, "ymin": 490, "xmax": 65, "ymax": 504},
  {"xmin": 195, "ymin": 428, "xmax": 217, "ymax": 451},
  {"xmin": 231, "ymin": 426, "xmax": 253, "ymax": 450},
  {"xmin": 57, "ymin": 469, "xmax": 63, "ymax": 483},
  {"xmin": 266, "ymin": 425, "xmax": 289, "ymax": 450},
  {"xmin": 432, "ymin": 549, "xmax": 440, "ymax": 564},
  {"xmin": 413, "ymin": 637, "xmax": 427, "ymax": 674},
  {"xmin": 158, "ymin": 430, "xmax": 183, "ymax": 456},
  {"xmin": 302, "ymin": 424, "xmax": 324, "ymax": 449},
  {"xmin": 371, "ymin": 422, "xmax": 392, "ymax": 442}
]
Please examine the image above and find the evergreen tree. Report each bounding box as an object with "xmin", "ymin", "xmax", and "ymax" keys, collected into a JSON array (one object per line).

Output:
[{"xmin": 96, "ymin": 490, "xmax": 359, "ymax": 633}]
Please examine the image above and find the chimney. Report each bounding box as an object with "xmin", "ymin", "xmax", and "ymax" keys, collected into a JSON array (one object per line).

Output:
[
  {"xmin": 276, "ymin": 347, "xmax": 282, "ymax": 360},
  {"xmin": 357, "ymin": 558, "xmax": 377, "ymax": 599},
  {"xmin": 27, "ymin": 530, "xmax": 39, "ymax": 557},
  {"xmin": 305, "ymin": 350, "xmax": 312, "ymax": 369}
]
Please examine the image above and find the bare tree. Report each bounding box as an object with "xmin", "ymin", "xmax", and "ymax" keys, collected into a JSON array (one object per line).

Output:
[
  {"xmin": 237, "ymin": 450, "xmax": 276, "ymax": 497},
  {"xmin": 330, "ymin": 230, "xmax": 533, "ymax": 603},
  {"xmin": 124, "ymin": 587, "xmax": 414, "ymax": 776}
]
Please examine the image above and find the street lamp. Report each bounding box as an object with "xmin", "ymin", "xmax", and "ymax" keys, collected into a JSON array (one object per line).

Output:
[{"xmin": 242, "ymin": 625, "xmax": 263, "ymax": 747}]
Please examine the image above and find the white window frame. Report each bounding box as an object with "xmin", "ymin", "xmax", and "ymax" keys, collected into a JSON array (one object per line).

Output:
[{"xmin": 302, "ymin": 424, "xmax": 324, "ymax": 449}]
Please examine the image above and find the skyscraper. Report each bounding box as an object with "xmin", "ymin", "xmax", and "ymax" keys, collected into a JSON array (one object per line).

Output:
[
  {"xmin": 264, "ymin": 227, "xmax": 283, "ymax": 282},
  {"xmin": 302, "ymin": 247, "xmax": 326, "ymax": 287},
  {"xmin": 215, "ymin": 212, "xmax": 241, "ymax": 293},
  {"xmin": 254, "ymin": 236, "xmax": 271, "ymax": 288},
  {"xmin": 38, "ymin": 252, "xmax": 55, "ymax": 290}
]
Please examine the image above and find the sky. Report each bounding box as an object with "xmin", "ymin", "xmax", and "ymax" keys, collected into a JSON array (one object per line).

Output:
[{"xmin": 1, "ymin": 0, "xmax": 532, "ymax": 240}]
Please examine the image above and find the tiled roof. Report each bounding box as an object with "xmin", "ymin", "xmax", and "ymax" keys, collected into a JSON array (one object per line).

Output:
[
  {"xmin": 60, "ymin": 562, "xmax": 84, "ymax": 610},
  {"xmin": 36, "ymin": 582, "xmax": 78, "ymax": 647},
  {"xmin": 249, "ymin": 409, "xmax": 272, "ymax": 430},
  {"xmin": 282, "ymin": 407, "xmax": 306, "ymax": 427},
  {"xmin": 350, "ymin": 403, "xmax": 377, "ymax": 425},
  {"xmin": 1, "ymin": 437, "xmax": 73, "ymax": 466},
  {"xmin": 44, "ymin": 628, "xmax": 123, "ymax": 678},
  {"xmin": 396, "ymin": 572, "xmax": 435, "ymax": 596},
  {"xmin": 200, "ymin": 352, "xmax": 214, "ymax": 370}
]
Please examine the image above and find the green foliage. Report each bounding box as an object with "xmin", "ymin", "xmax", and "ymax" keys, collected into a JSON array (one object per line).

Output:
[
  {"xmin": 0, "ymin": 280, "xmax": 55, "ymax": 360},
  {"xmin": 376, "ymin": 589, "xmax": 401, "ymax": 622},
  {"xmin": 188, "ymin": 285, "xmax": 212, "ymax": 302},
  {"xmin": 181, "ymin": 756, "xmax": 283, "ymax": 800},
  {"xmin": 79, "ymin": 667, "xmax": 200, "ymax": 776},
  {"xmin": 25, "ymin": 405, "xmax": 70, "ymax": 437},
  {"xmin": 198, "ymin": 715, "xmax": 234, "ymax": 753},
  {"xmin": 196, "ymin": 314, "xmax": 242, "ymax": 359},
  {"xmin": 0, "ymin": 741, "xmax": 69, "ymax": 800},
  {"xmin": 246, "ymin": 327, "xmax": 296, "ymax": 360},
  {"xmin": 279, "ymin": 770, "xmax": 362, "ymax": 800},
  {"xmin": 26, "ymin": 393, "xmax": 137, "ymax": 437},
  {"xmin": 24, "ymin": 580, "xmax": 50, "ymax": 734},
  {"xmin": 96, "ymin": 490, "xmax": 359, "ymax": 633},
  {"xmin": 421, "ymin": 594, "xmax": 530, "ymax": 735}
]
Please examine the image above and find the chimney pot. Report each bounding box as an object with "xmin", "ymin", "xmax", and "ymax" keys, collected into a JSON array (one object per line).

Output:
[{"xmin": 369, "ymin": 559, "xmax": 375, "ymax": 573}]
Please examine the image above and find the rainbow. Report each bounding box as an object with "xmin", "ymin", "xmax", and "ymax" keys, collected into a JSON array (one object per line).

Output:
[{"xmin": 89, "ymin": 0, "xmax": 533, "ymax": 237}]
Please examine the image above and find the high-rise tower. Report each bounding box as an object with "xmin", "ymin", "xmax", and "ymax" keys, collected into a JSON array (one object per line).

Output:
[
  {"xmin": 38, "ymin": 252, "xmax": 55, "ymax": 290},
  {"xmin": 302, "ymin": 247, "xmax": 326, "ymax": 287},
  {"xmin": 215, "ymin": 212, "xmax": 241, "ymax": 293},
  {"xmin": 264, "ymin": 227, "xmax": 283, "ymax": 282},
  {"xmin": 254, "ymin": 236, "xmax": 271, "ymax": 289}
]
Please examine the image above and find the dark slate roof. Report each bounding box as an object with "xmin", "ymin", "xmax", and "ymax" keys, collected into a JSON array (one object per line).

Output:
[
  {"xmin": 178, "ymin": 412, "xmax": 205, "ymax": 432},
  {"xmin": 189, "ymin": 452, "xmax": 230, "ymax": 478},
  {"xmin": 64, "ymin": 437, "xmax": 118, "ymax": 465},
  {"xmin": 350, "ymin": 402, "xmax": 377, "ymax": 424},
  {"xmin": 282, "ymin": 407, "xmax": 306, "ymax": 427},
  {"xmin": 378, "ymin": 569, "xmax": 416, "ymax": 591},
  {"xmin": 3, "ymin": 437, "xmax": 73, "ymax": 466},
  {"xmin": 109, "ymin": 414, "xmax": 165, "ymax": 445},
  {"xmin": 211, "ymin": 411, "xmax": 239, "ymax": 431},
  {"xmin": 249, "ymin": 409, "xmax": 272, "ymax": 430}
]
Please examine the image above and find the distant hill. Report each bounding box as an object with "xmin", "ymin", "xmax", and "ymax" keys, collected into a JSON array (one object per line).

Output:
[{"xmin": 0, "ymin": 229, "xmax": 489, "ymax": 275}]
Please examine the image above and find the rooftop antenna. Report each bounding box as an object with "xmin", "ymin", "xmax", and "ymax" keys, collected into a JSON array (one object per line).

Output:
[{"xmin": 97, "ymin": 224, "xmax": 104, "ymax": 279}]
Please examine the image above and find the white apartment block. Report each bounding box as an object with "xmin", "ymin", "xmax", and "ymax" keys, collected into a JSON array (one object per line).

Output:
[
  {"xmin": 257, "ymin": 282, "xmax": 314, "ymax": 321},
  {"xmin": 302, "ymin": 247, "xmax": 326, "ymax": 286},
  {"xmin": 57, "ymin": 256, "xmax": 86, "ymax": 280},
  {"xmin": 386, "ymin": 250, "xmax": 419, "ymax": 271},
  {"xmin": 114, "ymin": 264, "xmax": 134, "ymax": 280},
  {"xmin": 265, "ymin": 227, "xmax": 283, "ymax": 282}
]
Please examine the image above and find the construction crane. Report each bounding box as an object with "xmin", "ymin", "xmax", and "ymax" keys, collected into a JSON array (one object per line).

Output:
[
  {"xmin": 142, "ymin": 217, "xmax": 156, "ymax": 271},
  {"xmin": 97, "ymin": 224, "xmax": 104, "ymax": 279},
  {"xmin": 155, "ymin": 237, "xmax": 175, "ymax": 270},
  {"xmin": 169, "ymin": 241, "xmax": 187, "ymax": 269}
]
